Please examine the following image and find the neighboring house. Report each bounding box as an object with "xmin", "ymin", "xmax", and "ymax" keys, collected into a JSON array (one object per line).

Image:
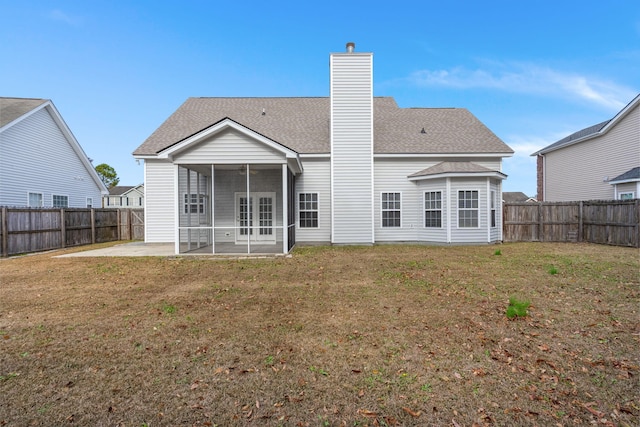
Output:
[
  {"xmin": 103, "ymin": 184, "xmax": 145, "ymax": 208},
  {"xmin": 133, "ymin": 43, "xmax": 514, "ymax": 255},
  {"xmin": 532, "ymin": 94, "xmax": 640, "ymax": 201},
  {"xmin": 502, "ymin": 192, "xmax": 536, "ymax": 203},
  {"xmin": 0, "ymin": 97, "xmax": 108, "ymax": 208}
]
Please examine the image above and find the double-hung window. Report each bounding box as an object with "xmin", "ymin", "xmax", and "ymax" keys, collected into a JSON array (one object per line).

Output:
[
  {"xmin": 381, "ymin": 192, "xmax": 401, "ymax": 227},
  {"xmin": 52, "ymin": 194, "xmax": 68, "ymax": 208},
  {"xmin": 458, "ymin": 190, "xmax": 478, "ymax": 228},
  {"xmin": 184, "ymin": 194, "xmax": 205, "ymax": 214},
  {"xmin": 424, "ymin": 191, "xmax": 442, "ymax": 228},
  {"xmin": 299, "ymin": 193, "xmax": 319, "ymax": 228}
]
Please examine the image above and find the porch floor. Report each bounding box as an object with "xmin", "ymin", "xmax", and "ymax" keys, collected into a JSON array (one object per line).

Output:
[{"xmin": 180, "ymin": 242, "xmax": 285, "ymax": 255}]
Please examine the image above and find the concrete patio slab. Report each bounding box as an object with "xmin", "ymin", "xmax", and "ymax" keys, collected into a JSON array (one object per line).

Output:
[{"xmin": 54, "ymin": 242, "xmax": 175, "ymax": 257}]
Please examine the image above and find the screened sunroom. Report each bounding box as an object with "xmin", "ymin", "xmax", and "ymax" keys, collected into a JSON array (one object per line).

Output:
[{"xmin": 177, "ymin": 163, "xmax": 296, "ymax": 255}]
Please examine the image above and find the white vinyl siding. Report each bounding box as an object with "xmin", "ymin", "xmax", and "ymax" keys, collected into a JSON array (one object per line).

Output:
[
  {"xmin": 330, "ymin": 52, "xmax": 373, "ymax": 244},
  {"xmin": 450, "ymin": 180, "xmax": 487, "ymax": 243},
  {"xmin": 174, "ymin": 128, "xmax": 285, "ymax": 165},
  {"xmin": 0, "ymin": 106, "xmax": 104, "ymax": 207},
  {"xmin": 144, "ymin": 160, "xmax": 176, "ymax": 242},
  {"xmin": 295, "ymin": 157, "xmax": 331, "ymax": 242},
  {"xmin": 543, "ymin": 103, "xmax": 639, "ymax": 201},
  {"xmin": 489, "ymin": 180, "xmax": 502, "ymax": 242}
]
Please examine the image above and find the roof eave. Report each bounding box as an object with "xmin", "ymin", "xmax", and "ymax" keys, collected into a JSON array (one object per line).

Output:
[{"xmin": 408, "ymin": 171, "xmax": 507, "ymax": 181}]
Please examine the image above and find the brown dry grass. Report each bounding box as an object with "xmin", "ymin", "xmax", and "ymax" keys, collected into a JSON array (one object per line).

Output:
[{"xmin": 0, "ymin": 242, "xmax": 638, "ymax": 427}]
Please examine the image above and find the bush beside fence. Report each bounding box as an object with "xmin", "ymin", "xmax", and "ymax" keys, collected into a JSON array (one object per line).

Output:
[{"xmin": 0, "ymin": 208, "xmax": 144, "ymax": 257}]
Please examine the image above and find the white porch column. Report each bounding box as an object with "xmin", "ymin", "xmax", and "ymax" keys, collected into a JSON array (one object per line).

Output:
[{"xmin": 282, "ymin": 164, "xmax": 288, "ymax": 253}]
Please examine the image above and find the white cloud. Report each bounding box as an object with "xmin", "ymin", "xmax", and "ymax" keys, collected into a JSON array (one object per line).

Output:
[
  {"xmin": 408, "ymin": 62, "xmax": 635, "ymax": 111},
  {"xmin": 48, "ymin": 9, "xmax": 82, "ymax": 26}
]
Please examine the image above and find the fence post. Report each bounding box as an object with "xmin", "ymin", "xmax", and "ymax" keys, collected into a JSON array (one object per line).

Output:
[
  {"xmin": 1, "ymin": 207, "xmax": 7, "ymax": 257},
  {"xmin": 636, "ymin": 199, "xmax": 640, "ymax": 248},
  {"xmin": 60, "ymin": 209, "xmax": 66, "ymax": 248},
  {"xmin": 578, "ymin": 201, "xmax": 583, "ymax": 242},
  {"xmin": 91, "ymin": 209, "xmax": 96, "ymax": 244},
  {"xmin": 117, "ymin": 209, "xmax": 121, "ymax": 241},
  {"xmin": 128, "ymin": 209, "xmax": 133, "ymax": 241},
  {"xmin": 537, "ymin": 202, "xmax": 543, "ymax": 242}
]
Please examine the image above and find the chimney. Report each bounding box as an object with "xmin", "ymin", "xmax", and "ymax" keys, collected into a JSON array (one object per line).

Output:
[{"xmin": 330, "ymin": 42, "xmax": 374, "ymax": 244}]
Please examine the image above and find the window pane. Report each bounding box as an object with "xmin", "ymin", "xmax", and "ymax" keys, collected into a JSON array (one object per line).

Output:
[{"xmin": 299, "ymin": 193, "xmax": 319, "ymax": 228}]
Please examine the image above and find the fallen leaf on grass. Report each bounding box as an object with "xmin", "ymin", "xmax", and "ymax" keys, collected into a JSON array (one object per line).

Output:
[
  {"xmin": 402, "ymin": 407, "xmax": 421, "ymax": 417},
  {"xmin": 357, "ymin": 409, "xmax": 378, "ymax": 417}
]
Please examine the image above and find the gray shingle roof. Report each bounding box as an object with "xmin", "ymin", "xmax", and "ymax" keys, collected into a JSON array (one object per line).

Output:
[
  {"xmin": 133, "ymin": 97, "xmax": 513, "ymax": 156},
  {"xmin": 408, "ymin": 161, "xmax": 502, "ymax": 178},
  {"xmin": 502, "ymin": 191, "xmax": 531, "ymax": 202},
  {"xmin": 0, "ymin": 97, "xmax": 48, "ymax": 128},
  {"xmin": 108, "ymin": 186, "xmax": 135, "ymax": 196},
  {"xmin": 610, "ymin": 166, "xmax": 640, "ymax": 183}
]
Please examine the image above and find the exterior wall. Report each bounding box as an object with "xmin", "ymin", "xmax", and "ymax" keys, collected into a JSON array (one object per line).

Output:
[
  {"xmin": 543, "ymin": 103, "xmax": 639, "ymax": 201},
  {"xmin": 614, "ymin": 182, "xmax": 639, "ymax": 199},
  {"xmin": 489, "ymin": 179, "xmax": 501, "ymax": 242},
  {"xmin": 449, "ymin": 178, "xmax": 490, "ymax": 244},
  {"xmin": 330, "ymin": 51, "xmax": 374, "ymax": 244},
  {"xmin": 373, "ymin": 158, "xmax": 503, "ymax": 244},
  {"xmin": 174, "ymin": 128, "xmax": 285, "ymax": 164},
  {"xmin": 0, "ymin": 107, "xmax": 103, "ymax": 207},
  {"xmin": 144, "ymin": 159, "xmax": 175, "ymax": 242},
  {"xmin": 295, "ymin": 157, "xmax": 331, "ymax": 242}
]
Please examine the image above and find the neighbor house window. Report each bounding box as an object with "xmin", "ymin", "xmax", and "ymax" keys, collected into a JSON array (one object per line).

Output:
[
  {"xmin": 52, "ymin": 194, "xmax": 68, "ymax": 208},
  {"xmin": 619, "ymin": 192, "xmax": 635, "ymax": 200},
  {"xmin": 424, "ymin": 191, "xmax": 442, "ymax": 228},
  {"xmin": 86, "ymin": 197, "xmax": 93, "ymax": 208},
  {"xmin": 490, "ymin": 190, "xmax": 497, "ymax": 228},
  {"xmin": 458, "ymin": 190, "xmax": 478, "ymax": 228},
  {"xmin": 184, "ymin": 194, "xmax": 205, "ymax": 214},
  {"xmin": 381, "ymin": 192, "xmax": 401, "ymax": 227},
  {"xmin": 28, "ymin": 192, "xmax": 43, "ymax": 208},
  {"xmin": 299, "ymin": 193, "xmax": 319, "ymax": 228}
]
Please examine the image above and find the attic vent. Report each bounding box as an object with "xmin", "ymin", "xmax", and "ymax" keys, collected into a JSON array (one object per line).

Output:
[
  {"xmin": 421, "ymin": 127, "xmax": 426, "ymax": 134},
  {"xmin": 262, "ymin": 108, "xmax": 266, "ymax": 116},
  {"xmin": 346, "ymin": 42, "xmax": 355, "ymax": 53}
]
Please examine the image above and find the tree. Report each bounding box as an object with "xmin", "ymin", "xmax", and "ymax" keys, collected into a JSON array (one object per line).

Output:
[{"xmin": 95, "ymin": 163, "xmax": 120, "ymax": 188}]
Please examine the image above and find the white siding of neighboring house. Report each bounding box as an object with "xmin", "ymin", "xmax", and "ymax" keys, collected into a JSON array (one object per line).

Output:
[
  {"xmin": 330, "ymin": 51, "xmax": 374, "ymax": 244},
  {"xmin": 144, "ymin": 159, "xmax": 175, "ymax": 242},
  {"xmin": 295, "ymin": 157, "xmax": 331, "ymax": 243},
  {"xmin": 173, "ymin": 128, "xmax": 285, "ymax": 165},
  {"xmin": 544, "ymin": 103, "xmax": 639, "ymax": 201},
  {"xmin": 0, "ymin": 107, "xmax": 103, "ymax": 207}
]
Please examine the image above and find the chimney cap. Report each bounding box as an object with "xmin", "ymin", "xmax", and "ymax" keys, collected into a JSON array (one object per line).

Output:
[{"xmin": 346, "ymin": 42, "xmax": 355, "ymax": 53}]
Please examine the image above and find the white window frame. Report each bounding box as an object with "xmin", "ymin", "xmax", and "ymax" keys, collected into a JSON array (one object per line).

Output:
[
  {"xmin": 86, "ymin": 197, "xmax": 93, "ymax": 208},
  {"xmin": 184, "ymin": 193, "xmax": 206, "ymax": 214},
  {"xmin": 28, "ymin": 192, "xmax": 43, "ymax": 208},
  {"xmin": 52, "ymin": 194, "xmax": 69, "ymax": 208},
  {"xmin": 457, "ymin": 190, "xmax": 479, "ymax": 228},
  {"xmin": 298, "ymin": 192, "xmax": 319, "ymax": 229},
  {"xmin": 619, "ymin": 192, "xmax": 635, "ymax": 200},
  {"xmin": 381, "ymin": 192, "xmax": 401, "ymax": 228},
  {"xmin": 424, "ymin": 191, "xmax": 442, "ymax": 228}
]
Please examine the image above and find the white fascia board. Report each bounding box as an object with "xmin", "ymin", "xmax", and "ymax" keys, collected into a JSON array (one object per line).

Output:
[
  {"xmin": 45, "ymin": 102, "xmax": 109, "ymax": 194},
  {"xmin": 609, "ymin": 177, "xmax": 640, "ymax": 185},
  {"xmin": 375, "ymin": 152, "xmax": 514, "ymax": 159},
  {"xmin": 299, "ymin": 153, "xmax": 331, "ymax": 158},
  {"xmin": 408, "ymin": 171, "xmax": 507, "ymax": 182},
  {"xmin": 157, "ymin": 118, "xmax": 303, "ymax": 172}
]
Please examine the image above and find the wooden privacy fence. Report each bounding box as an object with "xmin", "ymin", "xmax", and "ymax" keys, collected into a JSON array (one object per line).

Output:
[
  {"xmin": 503, "ymin": 200, "xmax": 640, "ymax": 247},
  {"xmin": 0, "ymin": 208, "xmax": 144, "ymax": 257}
]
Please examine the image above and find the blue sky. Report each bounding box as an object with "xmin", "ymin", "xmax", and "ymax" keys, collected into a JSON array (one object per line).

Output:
[{"xmin": 2, "ymin": 1, "xmax": 639, "ymax": 197}]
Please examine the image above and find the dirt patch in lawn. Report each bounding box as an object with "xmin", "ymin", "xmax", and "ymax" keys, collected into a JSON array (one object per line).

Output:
[{"xmin": 1, "ymin": 242, "xmax": 638, "ymax": 426}]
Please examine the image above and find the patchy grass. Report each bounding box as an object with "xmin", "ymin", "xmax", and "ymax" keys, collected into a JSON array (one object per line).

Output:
[{"xmin": 0, "ymin": 242, "xmax": 638, "ymax": 426}]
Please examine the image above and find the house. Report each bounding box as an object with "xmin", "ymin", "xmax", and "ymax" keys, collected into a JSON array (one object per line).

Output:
[
  {"xmin": 532, "ymin": 94, "xmax": 640, "ymax": 201},
  {"xmin": 133, "ymin": 43, "xmax": 514, "ymax": 255},
  {"xmin": 0, "ymin": 97, "xmax": 108, "ymax": 208},
  {"xmin": 502, "ymin": 192, "xmax": 536, "ymax": 203},
  {"xmin": 103, "ymin": 184, "xmax": 145, "ymax": 208}
]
